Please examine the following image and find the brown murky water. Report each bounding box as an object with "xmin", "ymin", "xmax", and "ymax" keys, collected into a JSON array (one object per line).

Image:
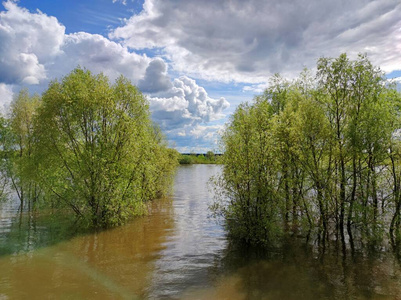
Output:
[{"xmin": 1, "ymin": 165, "xmax": 401, "ymax": 299}]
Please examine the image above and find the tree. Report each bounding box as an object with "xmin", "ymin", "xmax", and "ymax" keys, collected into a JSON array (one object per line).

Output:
[
  {"xmin": 317, "ymin": 53, "xmax": 389, "ymax": 239},
  {"xmin": 9, "ymin": 89, "xmax": 41, "ymax": 209},
  {"xmin": 292, "ymin": 93, "xmax": 333, "ymax": 234},
  {"xmin": 0, "ymin": 115, "xmax": 10, "ymax": 201},
  {"xmin": 215, "ymin": 98, "xmax": 282, "ymax": 244},
  {"xmin": 31, "ymin": 68, "xmax": 177, "ymax": 227},
  {"xmin": 214, "ymin": 54, "xmax": 401, "ymax": 246}
]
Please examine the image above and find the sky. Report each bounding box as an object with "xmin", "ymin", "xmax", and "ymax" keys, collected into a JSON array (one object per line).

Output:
[{"xmin": 0, "ymin": 0, "xmax": 401, "ymax": 153}]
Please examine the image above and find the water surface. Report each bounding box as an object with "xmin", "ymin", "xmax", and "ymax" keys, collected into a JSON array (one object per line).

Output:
[{"xmin": 1, "ymin": 165, "xmax": 401, "ymax": 299}]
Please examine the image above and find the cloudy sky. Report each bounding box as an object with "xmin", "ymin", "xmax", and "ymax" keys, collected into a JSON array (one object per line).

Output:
[{"xmin": 1, "ymin": 0, "xmax": 400, "ymax": 152}]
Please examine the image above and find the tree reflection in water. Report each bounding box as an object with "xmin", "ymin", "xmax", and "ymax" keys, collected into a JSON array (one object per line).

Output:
[{"xmin": 1, "ymin": 165, "xmax": 401, "ymax": 299}]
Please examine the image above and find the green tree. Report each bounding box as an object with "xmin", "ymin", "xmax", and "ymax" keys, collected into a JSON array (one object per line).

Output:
[
  {"xmin": 9, "ymin": 89, "xmax": 41, "ymax": 209},
  {"xmin": 292, "ymin": 92, "xmax": 333, "ymax": 233},
  {"xmin": 215, "ymin": 98, "xmax": 282, "ymax": 244},
  {"xmin": 316, "ymin": 53, "xmax": 388, "ymax": 238},
  {"xmin": 0, "ymin": 115, "xmax": 10, "ymax": 200},
  {"xmin": 206, "ymin": 151, "xmax": 215, "ymax": 161},
  {"xmin": 215, "ymin": 54, "xmax": 401, "ymax": 246},
  {"xmin": 31, "ymin": 68, "xmax": 177, "ymax": 227},
  {"xmin": 385, "ymin": 86, "xmax": 401, "ymax": 242}
]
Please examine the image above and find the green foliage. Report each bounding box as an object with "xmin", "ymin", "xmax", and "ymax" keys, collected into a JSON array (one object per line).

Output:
[
  {"xmin": 178, "ymin": 153, "xmax": 221, "ymax": 164},
  {"xmin": 27, "ymin": 68, "xmax": 177, "ymax": 227},
  {"xmin": 178, "ymin": 155, "xmax": 193, "ymax": 164},
  {"xmin": 0, "ymin": 115, "xmax": 10, "ymax": 201},
  {"xmin": 214, "ymin": 54, "xmax": 401, "ymax": 246},
  {"xmin": 8, "ymin": 89, "xmax": 42, "ymax": 206}
]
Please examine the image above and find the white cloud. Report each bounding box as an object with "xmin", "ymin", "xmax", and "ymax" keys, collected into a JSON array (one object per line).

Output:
[
  {"xmin": 138, "ymin": 58, "xmax": 172, "ymax": 93},
  {"xmin": 7, "ymin": 0, "xmax": 401, "ymax": 152},
  {"xmin": 49, "ymin": 32, "xmax": 151, "ymax": 84},
  {"xmin": 0, "ymin": 1, "xmax": 152, "ymax": 86},
  {"xmin": 242, "ymin": 83, "xmax": 269, "ymax": 94},
  {"xmin": 148, "ymin": 76, "xmax": 229, "ymax": 152},
  {"xmin": 113, "ymin": 0, "xmax": 127, "ymax": 5},
  {"xmin": 0, "ymin": 1, "xmax": 230, "ymax": 152},
  {"xmin": 169, "ymin": 124, "xmax": 225, "ymax": 153},
  {"xmin": 0, "ymin": 1, "xmax": 65, "ymax": 84},
  {"xmin": 189, "ymin": 124, "xmax": 222, "ymax": 140},
  {"xmin": 149, "ymin": 76, "xmax": 229, "ymax": 131},
  {"xmin": 0, "ymin": 1, "xmax": 155, "ymax": 111},
  {"xmin": 111, "ymin": 0, "xmax": 401, "ymax": 82}
]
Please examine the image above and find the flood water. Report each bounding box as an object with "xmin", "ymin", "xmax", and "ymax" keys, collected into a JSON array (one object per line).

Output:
[{"xmin": 1, "ymin": 165, "xmax": 401, "ymax": 299}]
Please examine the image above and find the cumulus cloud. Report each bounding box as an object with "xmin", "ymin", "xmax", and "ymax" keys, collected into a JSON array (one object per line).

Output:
[
  {"xmin": 169, "ymin": 124, "xmax": 225, "ymax": 153},
  {"xmin": 149, "ymin": 76, "xmax": 229, "ymax": 132},
  {"xmin": 0, "ymin": 1, "xmax": 156, "ymax": 115},
  {"xmin": 138, "ymin": 58, "xmax": 172, "ymax": 93},
  {"xmin": 0, "ymin": 1, "xmax": 65, "ymax": 84},
  {"xmin": 0, "ymin": 1, "xmax": 153, "ymax": 86},
  {"xmin": 49, "ymin": 32, "xmax": 151, "ymax": 83},
  {"xmin": 0, "ymin": 1, "xmax": 231, "ymax": 152},
  {"xmin": 111, "ymin": 0, "xmax": 401, "ymax": 82}
]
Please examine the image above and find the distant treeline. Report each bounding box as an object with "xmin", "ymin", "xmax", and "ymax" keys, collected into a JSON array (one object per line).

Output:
[
  {"xmin": 212, "ymin": 54, "xmax": 401, "ymax": 248},
  {"xmin": 0, "ymin": 68, "xmax": 178, "ymax": 227},
  {"xmin": 178, "ymin": 152, "xmax": 222, "ymax": 164}
]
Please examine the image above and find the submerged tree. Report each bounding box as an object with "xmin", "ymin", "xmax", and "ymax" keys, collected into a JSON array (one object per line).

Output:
[
  {"xmin": 214, "ymin": 54, "xmax": 401, "ymax": 246},
  {"xmin": 31, "ymin": 68, "xmax": 177, "ymax": 226},
  {"xmin": 8, "ymin": 89, "xmax": 42, "ymax": 209},
  {"xmin": 0, "ymin": 116, "xmax": 10, "ymax": 200}
]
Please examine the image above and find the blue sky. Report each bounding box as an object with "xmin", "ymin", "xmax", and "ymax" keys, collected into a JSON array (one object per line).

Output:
[
  {"xmin": 17, "ymin": 0, "xmax": 144, "ymax": 34},
  {"xmin": 1, "ymin": 0, "xmax": 401, "ymax": 152}
]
